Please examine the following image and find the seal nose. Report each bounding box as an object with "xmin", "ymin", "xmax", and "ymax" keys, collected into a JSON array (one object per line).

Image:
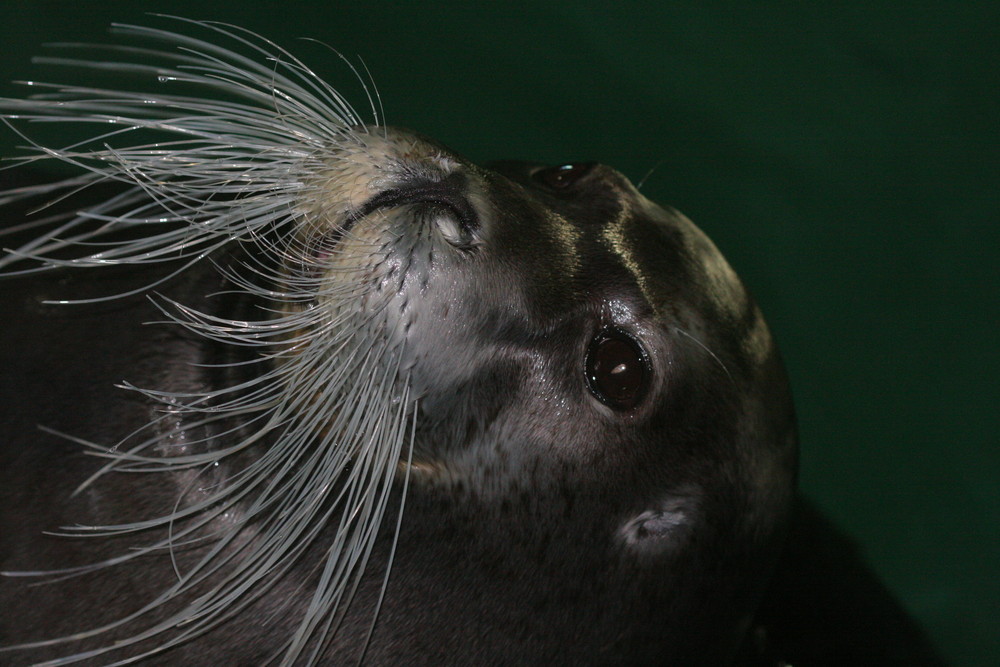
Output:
[
  {"xmin": 353, "ymin": 176, "xmax": 478, "ymax": 237},
  {"xmin": 315, "ymin": 173, "xmax": 480, "ymax": 255}
]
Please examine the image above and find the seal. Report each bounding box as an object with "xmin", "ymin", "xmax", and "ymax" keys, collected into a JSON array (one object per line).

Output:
[{"xmin": 0, "ymin": 19, "xmax": 942, "ymax": 667}]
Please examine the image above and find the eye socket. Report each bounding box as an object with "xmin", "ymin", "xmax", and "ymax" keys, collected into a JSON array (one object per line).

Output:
[
  {"xmin": 533, "ymin": 163, "xmax": 595, "ymax": 190},
  {"xmin": 585, "ymin": 328, "xmax": 650, "ymax": 410}
]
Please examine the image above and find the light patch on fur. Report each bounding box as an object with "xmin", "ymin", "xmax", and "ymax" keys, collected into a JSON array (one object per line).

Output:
[{"xmin": 619, "ymin": 491, "xmax": 700, "ymax": 557}]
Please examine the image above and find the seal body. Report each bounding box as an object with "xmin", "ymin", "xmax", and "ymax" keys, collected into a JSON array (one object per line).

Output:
[{"xmin": 0, "ymin": 22, "xmax": 943, "ymax": 666}]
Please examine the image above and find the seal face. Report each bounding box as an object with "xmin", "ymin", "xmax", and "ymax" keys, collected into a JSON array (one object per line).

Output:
[{"xmin": 0, "ymin": 21, "xmax": 797, "ymax": 665}]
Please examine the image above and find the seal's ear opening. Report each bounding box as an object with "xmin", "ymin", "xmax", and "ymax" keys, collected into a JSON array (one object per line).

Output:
[{"xmin": 618, "ymin": 494, "xmax": 698, "ymax": 557}]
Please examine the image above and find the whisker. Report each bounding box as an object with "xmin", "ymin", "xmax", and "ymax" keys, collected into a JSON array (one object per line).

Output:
[{"xmin": 0, "ymin": 17, "xmax": 413, "ymax": 665}]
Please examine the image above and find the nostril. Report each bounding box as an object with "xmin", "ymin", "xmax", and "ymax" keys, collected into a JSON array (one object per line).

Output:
[
  {"xmin": 318, "ymin": 176, "xmax": 479, "ymax": 257},
  {"xmin": 426, "ymin": 204, "xmax": 477, "ymax": 249},
  {"xmin": 356, "ymin": 181, "xmax": 478, "ymax": 235},
  {"xmin": 365, "ymin": 182, "xmax": 479, "ymax": 250}
]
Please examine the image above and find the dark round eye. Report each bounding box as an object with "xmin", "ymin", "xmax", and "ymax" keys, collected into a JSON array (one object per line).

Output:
[
  {"xmin": 533, "ymin": 163, "xmax": 594, "ymax": 189},
  {"xmin": 585, "ymin": 328, "xmax": 649, "ymax": 410}
]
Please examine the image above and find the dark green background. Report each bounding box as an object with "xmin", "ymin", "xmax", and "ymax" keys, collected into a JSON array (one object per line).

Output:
[{"xmin": 1, "ymin": 2, "xmax": 996, "ymax": 664}]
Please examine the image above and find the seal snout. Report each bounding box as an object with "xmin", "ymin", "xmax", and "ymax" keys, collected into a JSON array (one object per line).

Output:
[{"xmin": 304, "ymin": 129, "xmax": 491, "ymax": 262}]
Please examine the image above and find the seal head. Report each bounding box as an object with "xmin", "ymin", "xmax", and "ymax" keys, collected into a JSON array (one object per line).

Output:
[{"xmin": 289, "ymin": 131, "xmax": 799, "ymax": 662}]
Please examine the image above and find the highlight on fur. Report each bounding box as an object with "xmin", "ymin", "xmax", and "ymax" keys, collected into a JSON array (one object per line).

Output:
[{"xmin": 0, "ymin": 17, "xmax": 418, "ymax": 665}]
